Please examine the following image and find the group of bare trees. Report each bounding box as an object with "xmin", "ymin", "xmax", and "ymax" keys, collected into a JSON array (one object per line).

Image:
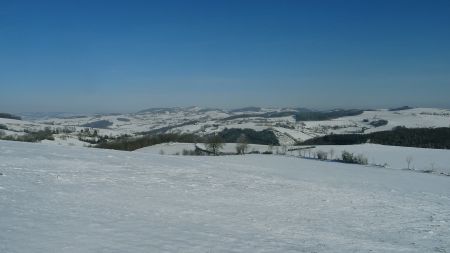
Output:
[
  {"xmin": 296, "ymin": 148, "xmax": 369, "ymax": 165},
  {"xmin": 205, "ymin": 135, "xmax": 224, "ymax": 155},
  {"xmin": 204, "ymin": 133, "xmax": 249, "ymax": 155}
]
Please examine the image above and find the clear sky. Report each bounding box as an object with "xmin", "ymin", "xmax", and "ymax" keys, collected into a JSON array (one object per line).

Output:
[{"xmin": 1, "ymin": 0, "xmax": 449, "ymax": 113}]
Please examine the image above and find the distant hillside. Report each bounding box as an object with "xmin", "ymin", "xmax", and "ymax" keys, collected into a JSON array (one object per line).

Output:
[
  {"xmin": 301, "ymin": 127, "xmax": 450, "ymax": 149},
  {"xmin": 81, "ymin": 120, "xmax": 113, "ymax": 129},
  {"xmin": 0, "ymin": 113, "xmax": 21, "ymax": 120},
  {"xmin": 137, "ymin": 107, "xmax": 181, "ymax": 114},
  {"xmin": 229, "ymin": 107, "xmax": 262, "ymax": 113},
  {"xmin": 294, "ymin": 109, "xmax": 363, "ymax": 121},
  {"xmin": 389, "ymin": 106, "xmax": 413, "ymax": 111}
]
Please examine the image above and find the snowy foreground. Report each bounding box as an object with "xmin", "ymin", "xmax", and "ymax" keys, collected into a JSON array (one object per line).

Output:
[{"xmin": 1, "ymin": 141, "xmax": 450, "ymax": 252}]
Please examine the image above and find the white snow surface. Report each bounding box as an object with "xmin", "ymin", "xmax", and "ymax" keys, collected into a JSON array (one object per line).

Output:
[
  {"xmin": 309, "ymin": 144, "xmax": 450, "ymax": 175},
  {"xmin": 139, "ymin": 142, "xmax": 450, "ymax": 175},
  {"xmin": 1, "ymin": 140, "xmax": 450, "ymax": 252}
]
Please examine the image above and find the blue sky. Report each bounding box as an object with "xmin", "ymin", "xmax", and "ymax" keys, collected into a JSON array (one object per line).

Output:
[{"xmin": 1, "ymin": 0, "xmax": 449, "ymax": 113}]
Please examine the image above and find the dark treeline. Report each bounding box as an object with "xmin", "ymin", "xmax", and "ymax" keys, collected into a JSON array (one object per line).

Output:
[
  {"xmin": 221, "ymin": 109, "xmax": 363, "ymax": 122},
  {"xmin": 301, "ymin": 127, "xmax": 450, "ymax": 149},
  {"xmin": 217, "ymin": 128, "xmax": 279, "ymax": 145},
  {"xmin": 221, "ymin": 112, "xmax": 295, "ymax": 121},
  {"xmin": 96, "ymin": 128, "xmax": 279, "ymax": 151},
  {"xmin": 0, "ymin": 113, "xmax": 21, "ymax": 120},
  {"xmin": 96, "ymin": 133, "xmax": 203, "ymax": 151},
  {"xmin": 138, "ymin": 120, "xmax": 199, "ymax": 135},
  {"xmin": 81, "ymin": 120, "xmax": 113, "ymax": 129},
  {"xmin": 0, "ymin": 128, "xmax": 55, "ymax": 142},
  {"xmin": 389, "ymin": 106, "xmax": 413, "ymax": 111},
  {"xmin": 294, "ymin": 109, "xmax": 363, "ymax": 121}
]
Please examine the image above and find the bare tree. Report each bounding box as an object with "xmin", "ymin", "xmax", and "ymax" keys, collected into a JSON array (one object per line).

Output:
[
  {"xmin": 430, "ymin": 162, "xmax": 436, "ymax": 172},
  {"xmin": 406, "ymin": 156, "xmax": 413, "ymax": 170},
  {"xmin": 317, "ymin": 150, "xmax": 328, "ymax": 160},
  {"xmin": 235, "ymin": 134, "xmax": 249, "ymax": 154},
  {"xmin": 329, "ymin": 148, "xmax": 335, "ymax": 160},
  {"xmin": 281, "ymin": 145, "xmax": 288, "ymax": 155},
  {"xmin": 206, "ymin": 134, "xmax": 224, "ymax": 155}
]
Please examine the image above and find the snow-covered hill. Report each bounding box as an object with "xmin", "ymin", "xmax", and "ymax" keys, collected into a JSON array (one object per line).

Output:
[
  {"xmin": 136, "ymin": 142, "xmax": 450, "ymax": 175},
  {"xmin": 0, "ymin": 140, "xmax": 449, "ymax": 252},
  {"xmin": 2, "ymin": 107, "xmax": 450, "ymax": 146}
]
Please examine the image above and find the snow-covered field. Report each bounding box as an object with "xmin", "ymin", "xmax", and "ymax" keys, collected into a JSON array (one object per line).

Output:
[
  {"xmin": 308, "ymin": 144, "xmax": 450, "ymax": 175},
  {"xmin": 1, "ymin": 140, "xmax": 449, "ymax": 252},
  {"xmin": 137, "ymin": 142, "xmax": 450, "ymax": 175}
]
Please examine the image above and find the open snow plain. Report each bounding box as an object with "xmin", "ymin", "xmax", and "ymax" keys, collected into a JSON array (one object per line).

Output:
[{"xmin": 1, "ymin": 140, "xmax": 450, "ymax": 252}]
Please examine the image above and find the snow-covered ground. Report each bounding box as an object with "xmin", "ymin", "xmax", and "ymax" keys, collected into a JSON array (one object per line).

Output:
[
  {"xmin": 308, "ymin": 144, "xmax": 450, "ymax": 175},
  {"xmin": 1, "ymin": 140, "xmax": 449, "ymax": 252},
  {"xmin": 137, "ymin": 142, "xmax": 450, "ymax": 175}
]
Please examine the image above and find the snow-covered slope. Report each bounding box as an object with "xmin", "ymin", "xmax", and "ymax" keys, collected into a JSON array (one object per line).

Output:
[
  {"xmin": 305, "ymin": 108, "xmax": 450, "ymax": 135},
  {"xmin": 3, "ymin": 107, "xmax": 450, "ymax": 146},
  {"xmin": 308, "ymin": 144, "xmax": 450, "ymax": 175},
  {"xmin": 1, "ymin": 140, "xmax": 449, "ymax": 252},
  {"xmin": 138, "ymin": 142, "xmax": 450, "ymax": 175}
]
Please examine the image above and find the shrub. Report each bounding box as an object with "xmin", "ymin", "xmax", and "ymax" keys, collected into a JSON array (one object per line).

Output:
[
  {"xmin": 235, "ymin": 134, "xmax": 249, "ymax": 154},
  {"xmin": 354, "ymin": 154, "xmax": 368, "ymax": 165},
  {"xmin": 317, "ymin": 150, "xmax": 328, "ymax": 160},
  {"xmin": 182, "ymin": 149, "xmax": 192, "ymax": 156},
  {"xmin": 342, "ymin": 151, "xmax": 354, "ymax": 163},
  {"xmin": 341, "ymin": 151, "xmax": 368, "ymax": 165},
  {"xmin": 182, "ymin": 149, "xmax": 204, "ymax": 156}
]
